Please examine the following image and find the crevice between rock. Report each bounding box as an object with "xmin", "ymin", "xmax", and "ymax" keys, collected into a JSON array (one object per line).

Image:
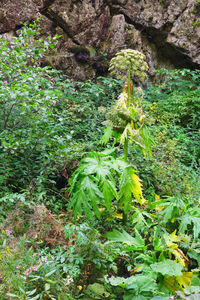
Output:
[
  {"xmin": 39, "ymin": 7, "xmax": 80, "ymax": 45},
  {"xmin": 109, "ymin": 5, "xmax": 200, "ymax": 69}
]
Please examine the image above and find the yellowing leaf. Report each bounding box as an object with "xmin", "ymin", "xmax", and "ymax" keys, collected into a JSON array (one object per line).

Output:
[
  {"xmin": 98, "ymin": 207, "xmax": 105, "ymax": 213},
  {"xmin": 164, "ymin": 272, "xmax": 192, "ymax": 292},
  {"xmin": 170, "ymin": 230, "xmax": 178, "ymax": 240},
  {"xmin": 164, "ymin": 276, "xmax": 179, "ymax": 292},
  {"xmin": 155, "ymin": 205, "xmax": 163, "ymax": 212},
  {"xmin": 113, "ymin": 212, "xmax": 123, "ymax": 219},
  {"xmin": 131, "ymin": 173, "xmax": 146, "ymax": 205},
  {"xmin": 172, "ymin": 248, "xmax": 189, "ymax": 268},
  {"xmin": 176, "ymin": 272, "xmax": 193, "ymax": 288},
  {"xmin": 155, "ymin": 194, "xmax": 160, "ymax": 201},
  {"xmin": 134, "ymin": 266, "xmax": 143, "ymax": 272}
]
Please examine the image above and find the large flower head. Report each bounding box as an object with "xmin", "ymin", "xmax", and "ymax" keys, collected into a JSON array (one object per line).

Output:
[{"xmin": 109, "ymin": 49, "xmax": 148, "ymax": 82}]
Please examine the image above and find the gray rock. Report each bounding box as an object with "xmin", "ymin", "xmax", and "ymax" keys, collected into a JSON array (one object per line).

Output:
[{"xmin": 0, "ymin": 0, "xmax": 199, "ymax": 79}]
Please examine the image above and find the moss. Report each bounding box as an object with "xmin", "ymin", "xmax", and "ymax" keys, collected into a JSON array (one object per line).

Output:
[
  {"xmin": 160, "ymin": 0, "xmax": 166, "ymax": 6},
  {"xmin": 69, "ymin": 45, "xmax": 90, "ymax": 54},
  {"xmin": 192, "ymin": 20, "xmax": 200, "ymax": 27}
]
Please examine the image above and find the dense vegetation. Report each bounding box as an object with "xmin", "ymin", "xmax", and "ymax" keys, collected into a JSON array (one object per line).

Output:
[{"xmin": 0, "ymin": 21, "xmax": 199, "ymax": 300}]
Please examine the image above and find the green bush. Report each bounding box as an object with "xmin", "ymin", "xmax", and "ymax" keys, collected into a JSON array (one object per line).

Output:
[
  {"xmin": 0, "ymin": 20, "xmax": 121, "ymax": 199},
  {"xmin": 133, "ymin": 68, "xmax": 200, "ymax": 197},
  {"xmin": 0, "ymin": 21, "xmax": 67, "ymax": 195}
]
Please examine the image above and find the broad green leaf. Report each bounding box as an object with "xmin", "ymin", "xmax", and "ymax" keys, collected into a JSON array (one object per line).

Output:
[
  {"xmin": 108, "ymin": 276, "xmax": 129, "ymax": 287},
  {"xmin": 105, "ymin": 229, "xmax": 146, "ymax": 250},
  {"xmin": 109, "ymin": 275, "xmax": 157, "ymax": 293},
  {"xmin": 126, "ymin": 275, "xmax": 157, "ymax": 293},
  {"xmin": 150, "ymin": 260, "xmax": 183, "ymax": 276}
]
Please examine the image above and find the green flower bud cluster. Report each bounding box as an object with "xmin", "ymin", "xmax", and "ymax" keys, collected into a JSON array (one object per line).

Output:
[
  {"xmin": 106, "ymin": 93, "xmax": 143, "ymax": 134},
  {"xmin": 109, "ymin": 49, "xmax": 148, "ymax": 82}
]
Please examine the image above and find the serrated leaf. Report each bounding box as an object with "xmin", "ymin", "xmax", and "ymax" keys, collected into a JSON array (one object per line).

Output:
[
  {"xmin": 101, "ymin": 179, "xmax": 118, "ymax": 210},
  {"xmin": 82, "ymin": 176, "xmax": 103, "ymax": 219},
  {"xmin": 179, "ymin": 213, "xmax": 200, "ymax": 240},
  {"xmin": 101, "ymin": 126, "xmax": 113, "ymax": 145},
  {"xmin": 119, "ymin": 167, "xmax": 145, "ymax": 209},
  {"xmin": 105, "ymin": 229, "xmax": 146, "ymax": 250},
  {"xmin": 130, "ymin": 172, "xmax": 146, "ymax": 204},
  {"xmin": 84, "ymin": 283, "xmax": 110, "ymax": 299}
]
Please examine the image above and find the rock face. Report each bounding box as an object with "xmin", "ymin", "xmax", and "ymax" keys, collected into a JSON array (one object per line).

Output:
[{"xmin": 0, "ymin": 0, "xmax": 200, "ymax": 79}]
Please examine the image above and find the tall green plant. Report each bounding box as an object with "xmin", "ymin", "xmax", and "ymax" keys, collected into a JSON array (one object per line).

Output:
[
  {"xmin": 102, "ymin": 49, "xmax": 152, "ymax": 161},
  {"xmin": 68, "ymin": 49, "xmax": 151, "ymax": 222}
]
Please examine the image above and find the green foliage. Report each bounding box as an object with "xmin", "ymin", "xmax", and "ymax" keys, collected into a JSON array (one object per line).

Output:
[
  {"xmin": 179, "ymin": 207, "xmax": 200, "ymax": 240},
  {"xmin": 60, "ymin": 223, "xmax": 117, "ymax": 281},
  {"xmin": 0, "ymin": 20, "xmax": 66, "ymax": 194},
  {"xmin": 134, "ymin": 68, "xmax": 200, "ymax": 197},
  {"xmin": 0, "ymin": 20, "xmax": 121, "ymax": 201},
  {"xmin": 55, "ymin": 76, "xmax": 121, "ymax": 145},
  {"xmin": 0, "ymin": 235, "xmax": 72, "ymax": 299},
  {"xmin": 68, "ymin": 149, "xmax": 145, "ymax": 219},
  {"xmin": 105, "ymin": 229, "xmax": 146, "ymax": 251},
  {"xmin": 108, "ymin": 274, "xmax": 157, "ymax": 299},
  {"xmin": 150, "ymin": 260, "xmax": 183, "ymax": 276},
  {"xmin": 0, "ymin": 20, "xmax": 200, "ymax": 300},
  {"xmin": 145, "ymin": 68, "xmax": 200, "ymax": 129}
]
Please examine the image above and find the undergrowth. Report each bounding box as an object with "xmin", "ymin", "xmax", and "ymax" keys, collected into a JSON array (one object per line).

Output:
[{"xmin": 0, "ymin": 21, "xmax": 199, "ymax": 300}]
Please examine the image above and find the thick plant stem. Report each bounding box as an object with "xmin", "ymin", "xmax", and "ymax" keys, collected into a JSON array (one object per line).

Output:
[
  {"xmin": 123, "ymin": 211, "xmax": 128, "ymax": 224},
  {"xmin": 124, "ymin": 137, "xmax": 128, "ymax": 162},
  {"xmin": 123, "ymin": 137, "xmax": 128, "ymax": 223}
]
